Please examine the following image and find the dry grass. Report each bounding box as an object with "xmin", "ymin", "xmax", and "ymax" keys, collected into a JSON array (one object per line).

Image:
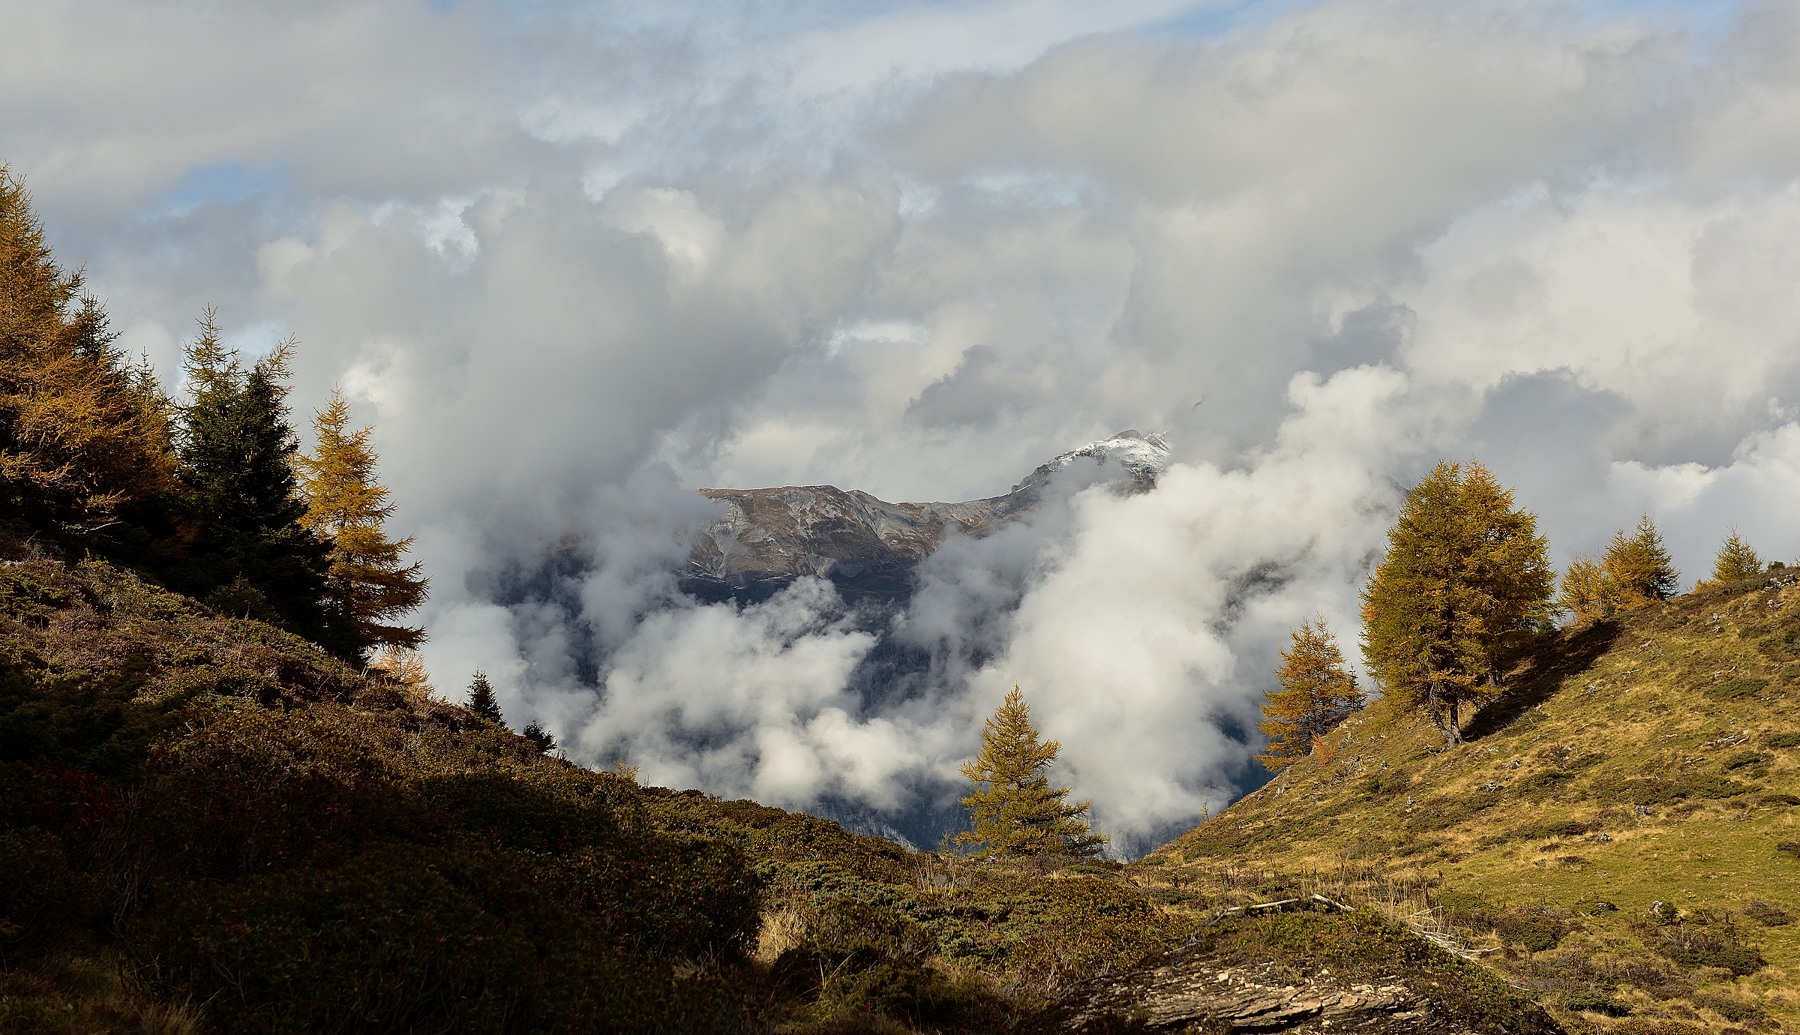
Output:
[
  {"xmin": 756, "ymin": 905, "xmax": 810, "ymax": 964},
  {"xmin": 0, "ymin": 953, "xmax": 206, "ymax": 1035},
  {"xmin": 1139, "ymin": 577, "xmax": 1800, "ymax": 1030}
]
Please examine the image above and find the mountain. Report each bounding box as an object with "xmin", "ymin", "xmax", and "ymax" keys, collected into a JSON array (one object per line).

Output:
[
  {"xmin": 683, "ymin": 430, "xmax": 1170, "ymax": 601},
  {"xmin": 1133, "ymin": 574, "xmax": 1800, "ymax": 1033}
]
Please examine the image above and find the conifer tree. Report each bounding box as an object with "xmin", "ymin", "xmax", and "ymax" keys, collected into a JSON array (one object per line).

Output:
[
  {"xmin": 1362, "ymin": 460, "xmax": 1553, "ymax": 746},
  {"xmin": 1256, "ymin": 619, "xmax": 1365, "ymax": 771},
  {"xmin": 370, "ymin": 645, "xmax": 433, "ymax": 694},
  {"xmin": 522, "ymin": 721, "xmax": 556, "ymax": 754},
  {"xmin": 1601, "ymin": 514, "xmax": 1678, "ymax": 606},
  {"xmin": 297, "ymin": 390, "xmax": 428, "ymax": 660},
  {"xmin": 1557, "ymin": 554, "xmax": 1613, "ymax": 625},
  {"xmin": 1, "ymin": 166, "xmax": 177, "ymax": 532},
  {"xmin": 956, "ymin": 685, "xmax": 1106, "ymax": 859},
  {"xmin": 175, "ymin": 313, "xmax": 330, "ymax": 638},
  {"xmin": 466, "ymin": 671, "xmax": 503, "ymax": 724},
  {"xmin": 1703, "ymin": 528, "xmax": 1762, "ymax": 588}
]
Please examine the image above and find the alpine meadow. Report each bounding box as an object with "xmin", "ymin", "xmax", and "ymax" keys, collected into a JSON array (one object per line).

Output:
[{"xmin": 6, "ymin": 1, "xmax": 1800, "ymax": 1032}]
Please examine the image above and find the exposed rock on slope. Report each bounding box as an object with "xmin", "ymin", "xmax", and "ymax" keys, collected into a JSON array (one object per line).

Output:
[
  {"xmin": 1079, "ymin": 959, "xmax": 1466, "ymax": 1033},
  {"xmin": 685, "ymin": 431, "xmax": 1169, "ymax": 600}
]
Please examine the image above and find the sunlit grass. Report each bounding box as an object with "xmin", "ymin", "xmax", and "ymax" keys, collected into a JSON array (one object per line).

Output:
[{"xmin": 1146, "ymin": 575, "xmax": 1800, "ymax": 1031}]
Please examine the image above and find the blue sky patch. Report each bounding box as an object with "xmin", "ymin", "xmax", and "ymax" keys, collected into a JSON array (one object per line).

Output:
[{"xmin": 154, "ymin": 161, "xmax": 287, "ymax": 218}]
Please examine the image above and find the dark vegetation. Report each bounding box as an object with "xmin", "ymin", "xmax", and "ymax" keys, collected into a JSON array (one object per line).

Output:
[{"xmin": 1, "ymin": 167, "xmax": 425, "ymax": 669}]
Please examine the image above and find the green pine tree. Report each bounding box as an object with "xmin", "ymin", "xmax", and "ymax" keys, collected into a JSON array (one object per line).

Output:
[
  {"xmin": 1362, "ymin": 460, "xmax": 1554, "ymax": 746},
  {"xmin": 175, "ymin": 312, "xmax": 330, "ymax": 639},
  {"xmin": 466, "ymin": 671, "xmax": 503, "ymax": 724},
  {"xmin": 522, "ymin": 721, "xmax": 556, "ymax": 753},
  {"xmin": 955, "ymin": 685, "xmax": 1106, "ymax": 859}
]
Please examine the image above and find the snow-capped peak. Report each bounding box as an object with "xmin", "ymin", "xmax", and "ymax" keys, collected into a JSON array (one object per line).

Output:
[{"xmin": 1042, "ymin": 430, "xmax": 1171, "ymax": 480}]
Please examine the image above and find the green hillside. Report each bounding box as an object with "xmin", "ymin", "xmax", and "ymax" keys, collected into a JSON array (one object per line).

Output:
[{"xmin": 1141, "ymin": 576, "xmax": 1800, "ymax": 1033}]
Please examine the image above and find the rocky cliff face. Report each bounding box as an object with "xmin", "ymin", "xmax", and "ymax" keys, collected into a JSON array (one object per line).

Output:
[{"xmin": 683, "ymin": 431, "xmax": 1170, "ymax": 601}]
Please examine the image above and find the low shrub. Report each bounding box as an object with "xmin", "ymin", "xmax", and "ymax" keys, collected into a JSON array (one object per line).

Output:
[
  {"xmin": 1610, "ymin": 774, "xmax": 1757, "ymax": 806},
  {"xmin": 1640, "ymin": 911, "xmax": 1766, "ymax": 976},
  {"xmin": 0, "ymin": 826, "xmax": 103, "ymax": 960},
  {"xmin": 1561, "ymin": 992, "xmax": 1631, "ymax": 1017},
  {"xmin": 1494, "ymin": 908, "xmax": 1567, "ymax": 954},
  {"xmin": 1706, "ymin": 678, "xmax": 1768, "ymax": 701},
  {"xmin": 1691, "ymin": 991, "xmax": 1771, "ymax": 1024},
  {"xmin": 1721, "ymin": 750, "xmax": 1769, "ymax": 771},
  {"xmin": 1743, "ymin": 899, "xmax": 1792, "ymax": 926},
  {"xmin": 142, "ymin": 843, "xmax": 757, "ymax": 1034}
]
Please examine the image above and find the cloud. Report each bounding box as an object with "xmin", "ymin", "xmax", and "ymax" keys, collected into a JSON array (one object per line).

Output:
[{"xmin": 9, "ymin": 0, "xmax": 1800, "ymax": 853}]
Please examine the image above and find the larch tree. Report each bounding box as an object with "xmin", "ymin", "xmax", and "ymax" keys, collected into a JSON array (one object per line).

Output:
[
  {"xmin": 1, "ymin": 167, "xmax": 177, "ymax": 532},
  {"xmin": 175, "ymin": 313, "xmax": 330, "ymax": 640},
  {"xmin": 1361, "ymin": 460, "xmax": 1554, "ymax": 746},
  {"xmin": 956, "ymin": 685, "xmax": 1106, "ymax": 859},
  {"xmin": 1557, "ymin": 554, "xmax": 1613, "ymax": 625},
  {"xmin": 1256, "ymin": 618, "xmax": 1365, "ymax": 771},
  {"xmin": 1601, "ymin": 514, "xmax": 1679, "ymax": 607},
  {"xmin": 1703, "ymin": 528, "xmax": 1763, "ymax": 588},
  {"xmin": 370, "ymin": 645, "xmax": 433, "ymax": 695},
  {"xmin": 297, "ymin": 390, "xmax": 428, "ymax": 661}
]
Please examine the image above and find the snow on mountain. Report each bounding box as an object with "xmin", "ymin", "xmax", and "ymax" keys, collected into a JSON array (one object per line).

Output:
[
  {"xmin": 1011, "ymin": 429, "xmax": 1170, "ymax": 497},
  {"xmin": 683, "ymin": 430, "xmax": 1170, "ymax": 600}
]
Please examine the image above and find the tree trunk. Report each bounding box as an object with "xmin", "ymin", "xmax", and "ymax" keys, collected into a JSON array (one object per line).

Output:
[{"xmin": 1422, "ymin": 681, "xmax": 1463, "ymax": 746}]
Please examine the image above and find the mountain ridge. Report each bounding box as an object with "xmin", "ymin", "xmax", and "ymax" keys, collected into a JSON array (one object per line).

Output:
[{"xmin": 684, "ymin": 430, "xmax": 1170, "ymax": 600}]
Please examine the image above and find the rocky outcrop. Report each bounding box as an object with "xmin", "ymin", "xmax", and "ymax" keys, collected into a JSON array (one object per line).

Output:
[
  {"xmin": 1070, "ymin": 956, "xmax": 1448, "ymax": 1033},
  {"xmin": 684, "ymin": 431, "xmax": 1170, "ymax": 601},
  {"xmin": 684, "ymin": 484, "xmax": 1021, "ymax": 600}
]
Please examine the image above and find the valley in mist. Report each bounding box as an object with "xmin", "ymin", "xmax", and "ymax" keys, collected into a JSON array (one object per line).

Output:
[{"xmin": 11, "ymin": 0, "xmax": 1800, "ymax": 855}]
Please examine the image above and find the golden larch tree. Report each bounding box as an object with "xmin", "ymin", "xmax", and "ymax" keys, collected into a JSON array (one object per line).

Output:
[
  {"xmin": 1558, "ymin": 515, "xmax": 1681, "ymax": 625},
  {"xmin": 1701, "ymin": 528, "xmax": 1763, "ymax": 588},
  {"xmin": 1, "ymin": 166, "xmax": 176, "ymax": 530},
  {"xmin": 297, "ymin": 390, "xmax": 428, "ymax": 659},
  {"xmin": 1361, "ymin": 460, "xmax": 1554, "ymax": 746},
  {"xmin": 1601, "ymin": 514, "xmax": 1678, "ymax": 606},
  {"xmin": 369, "ymin": 645, "xmax": 433, "ymax": 695},
  {"xmin": 956, "ymin": 685, "xmax": 1106, "ymax": 859},
  {"xmin": 1557, "ymin": 554, "xmax": 1613, "ymax": 625},
  {"xmin": 1257, "ymin": 618, "xmax": 1365, "ymax": 771}
]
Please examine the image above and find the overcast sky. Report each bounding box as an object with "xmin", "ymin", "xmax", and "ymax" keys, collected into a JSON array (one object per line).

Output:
[{"xmin": 8, "ymin": 0, "xmax": 1799, "ymax": 851}]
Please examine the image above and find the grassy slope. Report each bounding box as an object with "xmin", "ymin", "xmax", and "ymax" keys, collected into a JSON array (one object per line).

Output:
[
  {"xmin": 0, "ymin": 544, "xmax": 1568, "ymax": 1034},
  {"xmin": 1140, "ymin": 576, "xmax": 1800, "ymax": 1033}
]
